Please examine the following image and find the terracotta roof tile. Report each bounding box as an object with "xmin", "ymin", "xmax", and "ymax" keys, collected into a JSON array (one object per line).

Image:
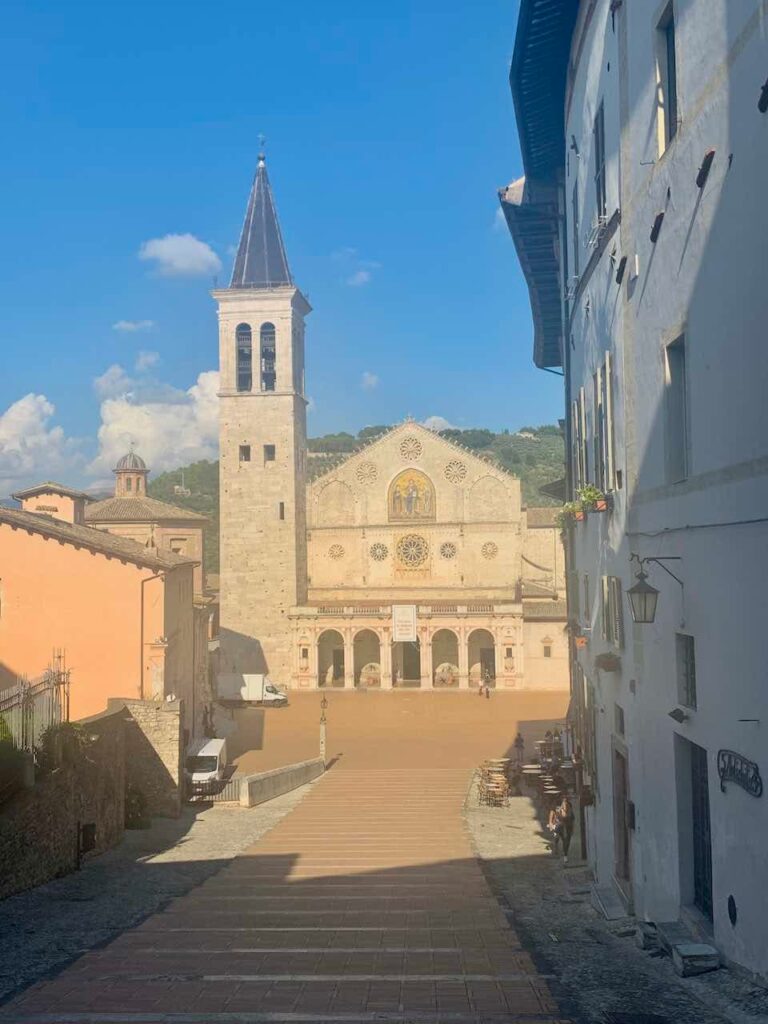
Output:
[
  {"xmin": 0, "ymin": 508, "xmax": 195, "ymax": 571},
  {"xmin": 85, "ymin": 496, "xmax": 207, "ymax": 523}
]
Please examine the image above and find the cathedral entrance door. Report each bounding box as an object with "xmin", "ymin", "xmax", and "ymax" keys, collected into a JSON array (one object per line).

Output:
[{"xmin": 392, "ymin": 641, "xmax": 421, "ymax": 688}]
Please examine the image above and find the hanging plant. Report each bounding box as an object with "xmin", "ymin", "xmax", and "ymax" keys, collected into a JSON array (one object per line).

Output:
[{"xmin": 555, "ymin": 501, "xmax": 582, "ymax": 529}]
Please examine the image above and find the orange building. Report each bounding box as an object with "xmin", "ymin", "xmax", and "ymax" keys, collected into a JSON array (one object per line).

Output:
[{"xmin": 0, "ymin": 505, "xmax": 202, "ymax": 736}]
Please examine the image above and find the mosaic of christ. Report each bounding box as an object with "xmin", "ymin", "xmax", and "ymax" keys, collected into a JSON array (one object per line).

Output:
[{"xmin": 388, "ymin": 470, "xmax": 436, "ymax": 521}]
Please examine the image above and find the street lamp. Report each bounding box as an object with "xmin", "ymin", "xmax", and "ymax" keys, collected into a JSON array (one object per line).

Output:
[
  {"xmin": 627, "ymin": 569, "xmax": 660, "ymax": 624},
  {"xmin": 627, "ymin": 553, "xmax": 684, "ymax": 625}
]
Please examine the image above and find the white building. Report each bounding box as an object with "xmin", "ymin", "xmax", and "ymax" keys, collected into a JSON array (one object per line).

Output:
[{"xmin": 502, "ymin": 0, "xmax": 768, "ymax": 979}]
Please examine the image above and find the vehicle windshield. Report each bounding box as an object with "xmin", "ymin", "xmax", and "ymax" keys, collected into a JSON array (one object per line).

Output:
[{"xmin": 186, "ymin": 755, "xmax": 218, "ymax": 774}]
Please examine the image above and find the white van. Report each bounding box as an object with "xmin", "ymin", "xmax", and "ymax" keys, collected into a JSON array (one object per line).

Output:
[{"xmin": 185, "ymin": 738, "xmax": 227, "ymax": 792}]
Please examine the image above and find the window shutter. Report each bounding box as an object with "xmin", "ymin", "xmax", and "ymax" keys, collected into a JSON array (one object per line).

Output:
[
  {"xmin": 601, "ymin": 576, "xmax": 610, "ymax": 641},
  {"xmin": 604, "ymin": 350, "xmax": 615, "ymax": 489},
  {"xmin": 610, "ymin": 577, "xmax": 625, "ymax": 649}
]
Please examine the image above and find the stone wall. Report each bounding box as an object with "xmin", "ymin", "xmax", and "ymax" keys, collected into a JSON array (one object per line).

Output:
[
  {"xmin": 109, "ymin": 698, "xmax": 183, "ymax": 818},
  {"xmin": 0, "ymin": 708, "xmax": 125, "ymax": 900}
]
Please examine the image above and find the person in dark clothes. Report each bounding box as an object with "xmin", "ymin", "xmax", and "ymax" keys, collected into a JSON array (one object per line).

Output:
[
  {"xmin": 513, "ymin": 732, "xmax": 525, "ymax": 764},
  {"xmin": 556, "ymin": 794, "xmax": 575, "ymax": 864}
]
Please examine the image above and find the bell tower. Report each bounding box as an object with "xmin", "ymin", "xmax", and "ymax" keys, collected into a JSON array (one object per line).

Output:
[{"xmin": 214, "ymin": 152, "xmax": 310, "ymax": 681}]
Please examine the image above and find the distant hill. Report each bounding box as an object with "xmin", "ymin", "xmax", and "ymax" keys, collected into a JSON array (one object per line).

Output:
[{"xmin": 148, "ymin": 425, "xmax": 564, "ymax": 573}]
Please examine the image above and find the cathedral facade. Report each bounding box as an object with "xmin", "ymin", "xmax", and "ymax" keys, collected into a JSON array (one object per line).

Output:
[{"xmin": 216, "ymin": 157, "xmax": 567, "ymax": 691}]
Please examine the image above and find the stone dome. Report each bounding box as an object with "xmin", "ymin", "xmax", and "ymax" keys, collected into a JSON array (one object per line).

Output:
[{"xmin": 114, "ymin": 451, "xmax": 147, "ymax": 472}]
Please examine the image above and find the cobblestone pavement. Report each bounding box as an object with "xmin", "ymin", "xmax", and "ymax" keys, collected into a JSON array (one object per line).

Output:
[
  {"xmin": 1, "ymin": 768, "xmax": 569, "ymax": 1023},
  {"xmin": 0, "ymin": 785, "xmax": 310, "ymax": 1005},
  {"xmin": 467, "ymin": 786, "xmax": 768, "ymax": 1024}
]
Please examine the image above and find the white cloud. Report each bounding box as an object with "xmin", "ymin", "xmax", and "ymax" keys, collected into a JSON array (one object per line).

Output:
[
  {"xmin": 347, "ymin": 269, "xmax": 372, "ymax": 287},
  {"xmin": 87, "ymin": 370, "xmax": 220, "ymax": 479},
  {"xmin": 112, "ymin": 319, "xmax": 155, "ymax": 332},
  {"xmin": 422, "ymin": 415, "xmax": 455, "ymax": 432},
  {"xmin": 93, "ymin": 364, "xmax": 134, "ymax": 400},
  {"xmin": 361, "ymin": 371, "xmax": 379, "ymax": 391},
  {"xmin": 135, "ymin": 350, "xmax": 160, "ymax": 372},
  {"xmin": 333, "ymin": 247, "xmax": 380, "ymax": 287},
  {"xmin": 138, "ymin": 233, "xmax": 222, "ymax": 278},
  {"xmin": 0, "ymin": 394, "xmax": 85, "ymax": 492}
]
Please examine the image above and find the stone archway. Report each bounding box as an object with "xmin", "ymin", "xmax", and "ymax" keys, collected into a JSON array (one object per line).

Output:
[
  {"xmin": 468, "ymin": 628, "xmax": 496, "ymax": 688},
  {"xmin": 432, "ymin": 629, "xmax": 459, "ymax": 687},
  {"xmin": 318, "ymin": 629, "xmax": 345, "ymax": 687},
  {"xmin": 392, "ymin": 641, "xmax": 421, "ymax": 688},
  {"xmin": 354, "ymin": 629, "xmax": 381, "ymax": 687}
]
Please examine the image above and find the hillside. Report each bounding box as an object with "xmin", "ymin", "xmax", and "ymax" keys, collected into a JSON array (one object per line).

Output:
[{"xmin": 148, "ymin": 425, "xmax": 564, "ymax": 573}]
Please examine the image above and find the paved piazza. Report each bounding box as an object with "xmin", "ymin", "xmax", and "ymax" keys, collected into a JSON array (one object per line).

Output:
[{"xmin": 2, "ymin": 692, "xmax": 570, "ymax": 1023}]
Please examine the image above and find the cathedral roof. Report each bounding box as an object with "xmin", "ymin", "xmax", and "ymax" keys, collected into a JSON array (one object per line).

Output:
[
  {"xmin": 84, "ymin": 495, "xmax": 208, "ymax": 524},
  {"xmin": 230, "ymin": 154, "xmax": 293, "ymax": 289}
]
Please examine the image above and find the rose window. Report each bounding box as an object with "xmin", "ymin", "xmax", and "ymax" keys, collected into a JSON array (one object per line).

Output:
[
  {"xmin": 399, "ymin": 436, "xmax": 423, "ymax": 461},
  {"xmin": 396, "ymin": 533, "xmax": 429, "ymax": 568},
  {"xmin": 328, "ymin": 544, "xmax": 345, "ymax": 560},
  {"xmin": 481, "ymin": 541, "xmax": 499, "ymax": 560},
  {"xmin": 444, "ymin": 460, "xmax": 467, "ymax": 483},
  {"xmin": 440, "ymin": 541, "xmax": 457, "ymax": 560},
  {"xmin": 370, "ymin": 542, "xmax": 388, "ymax": 561},
  {"xmin": 356, "ymin": 461, "xmax": 378, "ymax": 485}
]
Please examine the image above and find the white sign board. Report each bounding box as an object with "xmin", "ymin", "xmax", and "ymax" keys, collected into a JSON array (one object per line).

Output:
[{"xmin": 392, "ymin": 604, "xmax": 418, "ymax": 643}]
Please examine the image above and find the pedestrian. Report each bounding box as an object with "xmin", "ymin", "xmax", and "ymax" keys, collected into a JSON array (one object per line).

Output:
[
  {"xmin": 556, "ymin": 794, "xmax": 575, "ymax": 865},
  {"xmin": 547, "ymin": 801, "xmax": 563, "ymax": 855},
  {"xmin": 514, "ymin": 732, "xmax": 525, "ymax": 764}
]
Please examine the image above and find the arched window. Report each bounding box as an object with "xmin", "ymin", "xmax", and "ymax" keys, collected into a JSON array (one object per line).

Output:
[
  {"xmin": 236, "ymin": 323, "xmax": 252, "ymax": 392},
  {"xmin": 260, "ymin": 322, "xmax": 276, "ymax": 391}
]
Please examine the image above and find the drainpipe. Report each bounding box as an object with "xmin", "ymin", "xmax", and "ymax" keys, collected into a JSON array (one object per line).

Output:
[{"xmin": 139, "ymin": 571, "xmax": 166, "ymax": 699}]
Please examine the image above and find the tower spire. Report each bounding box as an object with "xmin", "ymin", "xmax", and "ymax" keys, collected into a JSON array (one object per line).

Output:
[{"xmin": 230, "ymin": 151, "xmax": 293, "ymax": 289}]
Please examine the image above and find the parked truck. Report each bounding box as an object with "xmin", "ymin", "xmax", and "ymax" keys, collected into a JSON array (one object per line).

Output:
[
  {"xmin": 185, "ymin": 737, "xmax": 228, "ymax": 794},
  {"xmin": 217, "ymin": 673, "xmax": 288, "ymax": 706}
]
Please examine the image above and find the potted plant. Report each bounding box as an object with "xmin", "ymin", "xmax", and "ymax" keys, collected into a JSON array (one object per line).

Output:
[
  {"xmin": 595, "ymin": 651, "xmax": 621, "ymax": 672},
  {"xmin": 577, "ymin": 484, "xmax": 611, "ymax": 512},
  {"xmin": 555, "ymin": 501, "xmax": 582, "ymax": 529}
]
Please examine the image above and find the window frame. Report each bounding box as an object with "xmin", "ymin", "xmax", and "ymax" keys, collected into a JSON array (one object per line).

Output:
[
  {"xmin": 236, "ymin": 323, "xmax": 253, "ymax": 393},
  {"xmin": 657, "ymin": 3, "xmax": 679, "ymax": 152},
  {"xmin": 593, "ymin": 101, "xmax": 607, "ymax": 221},
  {"xmin": 239, "ymin": 444, "xmax": 251, "ymax": 463},
  {"xmin": 676, "ymin": 632, "xmax": 697, "ymax": 708},
  {"xmin": 665, "ymin": 334, "xmax": 689, "ymax": 483}
]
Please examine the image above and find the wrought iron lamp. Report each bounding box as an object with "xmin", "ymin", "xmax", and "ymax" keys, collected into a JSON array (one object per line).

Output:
[{"xmin": 627, "ymin": 553, "xmax": 683, "ymax": 624}]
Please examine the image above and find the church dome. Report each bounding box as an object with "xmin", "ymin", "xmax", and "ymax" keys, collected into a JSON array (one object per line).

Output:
[{"xmin": 114, "ymin": 451, "xmax": 147, "ymax": 472}]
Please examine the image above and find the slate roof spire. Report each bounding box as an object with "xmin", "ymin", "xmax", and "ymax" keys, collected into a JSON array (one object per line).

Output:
[{"xmin": 230, "ymin": 152, "xmax": 293, "ymax": 289}]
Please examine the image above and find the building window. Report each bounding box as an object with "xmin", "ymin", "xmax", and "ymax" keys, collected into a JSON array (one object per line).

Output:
[
  {"xmin": 278, "ymin": 501, "xmax": 285, "ymax": 520},
  {"xmin": 543, "ymin": 645, "xmax": 552, "ymax": 659},
  {"xmin": 236, "ymin": 323, "xmax": 252, "ymax": 392},
  {"xmin": 676, "ymin": 633, "xmax": 697, "ymax": 708},
  {"xmin": 615, "ymin": 703, "xmax": 625, "ymax": 736},
  {"xmin": 264, "ymin": 444, "xmax": 276, "ymax": 463},
  {"xmin": 505, "ymin": 646, "xmax": 513, "ymax": 659},
  {"xmin": 301, "ymin": 646, "xmax": 309, "ymax": 659},
  {"xmin": 593, "ymin": 101, "xmax": 606, "ymax": 220},
  {"xmin": 583, "ymin": 574, "xmax": 590, "ymax": 618},
  {"xmin": 126, "ymin": 477, "xmax": 132, "ymax": 492},
  {"xmin": 657, "ymin": 3, "xmax": 678, "ymax": 151},
  {"xmin": 239, "ymin": 444, "xmax": 251, "ymax": 463},
  {"xmin": 602, "ymin": 575, "xmax": 625, "ymax": 649},
  {"xmin": 260, "ymin": 322, "xmax": 276, "ymax": 391},
  {"xmin": 572, "ymin": 387, "xmax": 589, "ymax": 491},
  {"xmin": 665, "ymin": 335, "xmax": 689, "ymax": 482}
]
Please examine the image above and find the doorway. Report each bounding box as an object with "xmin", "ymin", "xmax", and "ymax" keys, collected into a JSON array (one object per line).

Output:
[
  {"xmin": 690, "ymin": 742, "xmax": 713, "ymax": 919},
  {"xmin": 613, "ymin": 747, "xmax": 631, "ymax": 892},
  {"xmin": 392, "ymin": 641, "xmax": 421, "ymax": 687}
]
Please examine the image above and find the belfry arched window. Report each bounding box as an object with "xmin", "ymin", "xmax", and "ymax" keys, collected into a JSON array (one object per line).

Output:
[
  {"xmin": 235, "ymin": 323, "xmax": 252, "ymax": 392},
  {"xmin": 260, "ymin": 322, "xmax": 276, "ymax": 391}
]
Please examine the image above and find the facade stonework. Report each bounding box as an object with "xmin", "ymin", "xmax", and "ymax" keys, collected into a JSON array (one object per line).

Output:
[{"xmin": 217, "ymin": 158, "xmax": 567, "ymax": 693}]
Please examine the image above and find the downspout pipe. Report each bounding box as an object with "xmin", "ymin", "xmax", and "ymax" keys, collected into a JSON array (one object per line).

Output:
[{"xmin": 139, "ymin": 571, "xmax": 166, "ymax": 699}]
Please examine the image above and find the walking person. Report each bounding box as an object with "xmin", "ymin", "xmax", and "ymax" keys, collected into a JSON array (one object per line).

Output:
[
  {"xmin": 513, "ymin": 731, "xmax": 525, "ymax": 765},
  {"xmin": 556, "ymin": 794, "xmax": 575, "ymax": 865}
]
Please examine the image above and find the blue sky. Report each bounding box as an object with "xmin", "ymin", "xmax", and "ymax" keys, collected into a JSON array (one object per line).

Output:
[{"xmin": 0, "ymin": 0, "xmax": 562, "ymax": 490}]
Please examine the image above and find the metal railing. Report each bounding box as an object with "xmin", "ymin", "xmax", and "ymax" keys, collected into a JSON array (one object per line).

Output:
[{"xmin": 0, "ymin": 664, "xmax": 70, "ymax": 751}]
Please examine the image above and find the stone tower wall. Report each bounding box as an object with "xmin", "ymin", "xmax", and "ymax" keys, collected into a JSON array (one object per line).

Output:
[{"xmin": 215, "ymin": 287, "xmax": 309, "ymax": 683}]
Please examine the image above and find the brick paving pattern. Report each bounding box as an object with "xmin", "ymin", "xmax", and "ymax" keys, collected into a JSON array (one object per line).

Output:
[{"xmin": 1, "ymin": 763, "xmax": 570, "ymax": 1022}]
